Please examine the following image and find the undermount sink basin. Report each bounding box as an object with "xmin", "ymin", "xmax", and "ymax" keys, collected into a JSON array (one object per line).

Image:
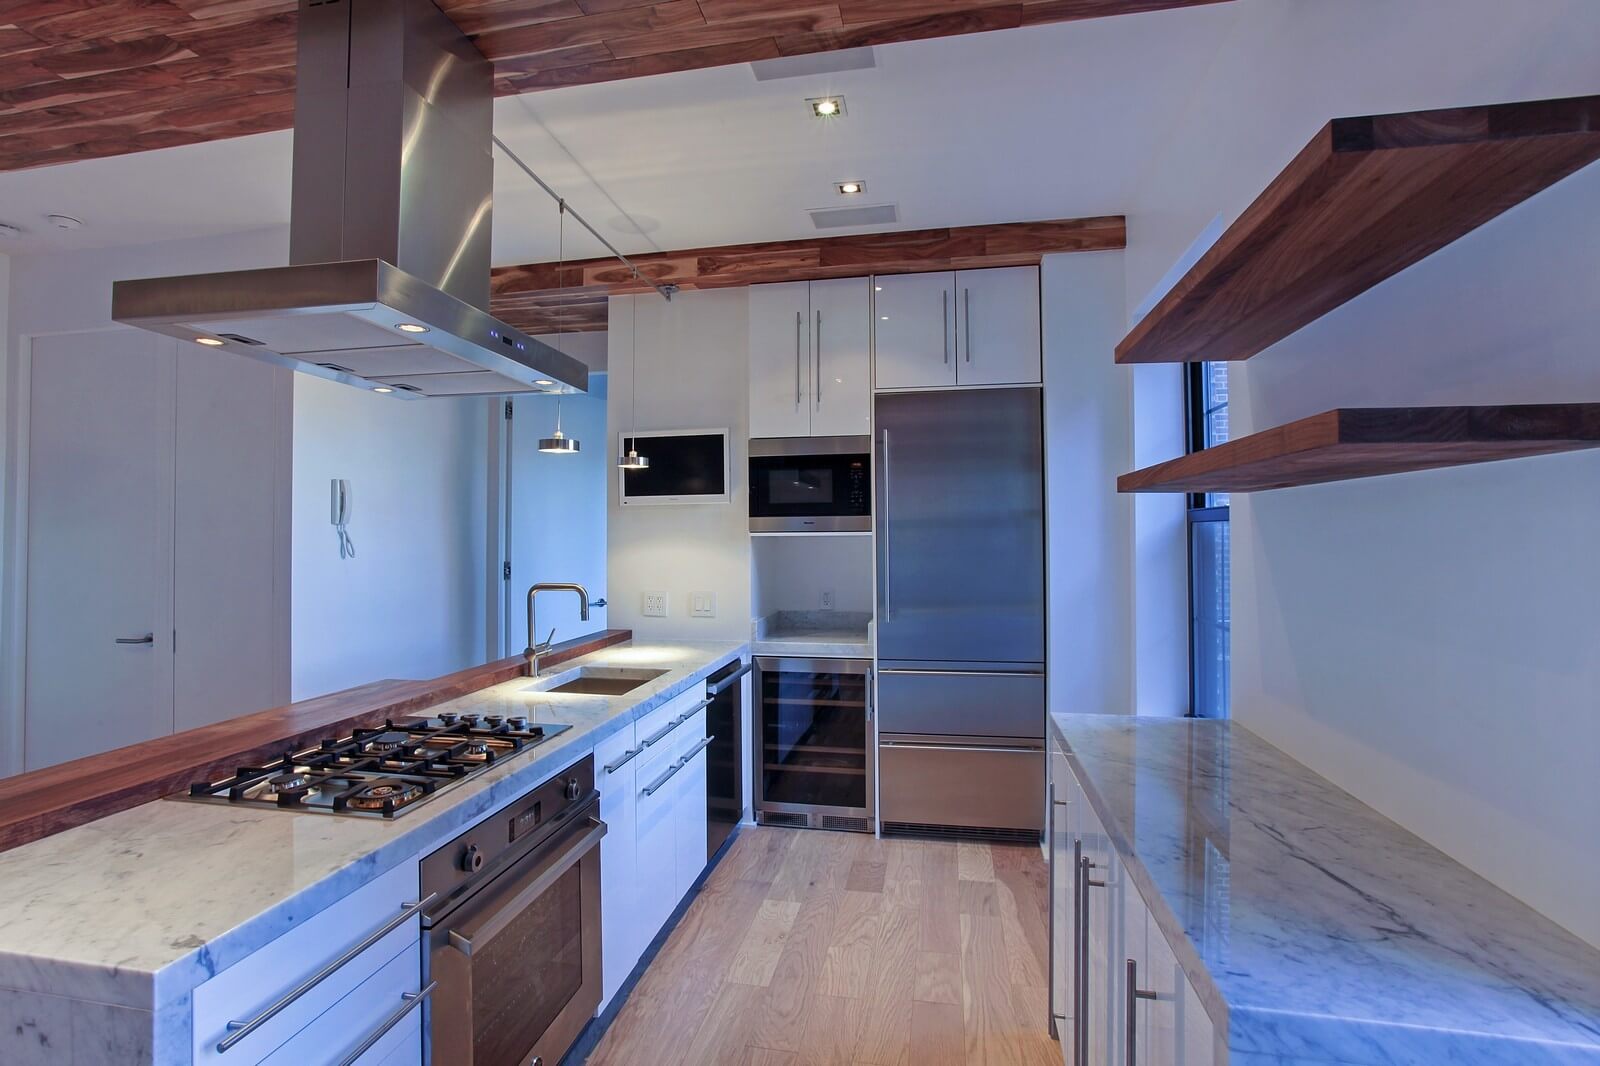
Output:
[{"xmin": 539, "ymin": 667, "xmax": 668, "ymax": 696}]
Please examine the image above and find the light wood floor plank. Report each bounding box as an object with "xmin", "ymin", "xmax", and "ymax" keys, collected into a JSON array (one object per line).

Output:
[{"xmin": 584, "ymin": 828, "xmax": 1051, "ymax": 1066}]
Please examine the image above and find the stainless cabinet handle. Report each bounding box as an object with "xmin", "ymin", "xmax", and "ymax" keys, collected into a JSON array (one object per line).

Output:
[
  {"xmin": 681, "ymin": 734, "xmax": 714, "ymax": 762},
  {"xmin": 642, "ymin": 758, "xmax": 685, "ymax": 798},
  {"xmin": 964, "ymin": 287, "xmax": 972, "ymax": 362},
  {"xmin": 1126, "ymin": 959, "xmax": 1158, "ymax": 1066},
  {"xmin": 603, "ymin": 746, "xmax": 641, "ymax": 774},
  {"xmin": 116, "ymin": 633, "xmax": 154, "ymax": 645},
  {"xmin": 219, "ymin": 893, "xmax": 436, "ymax": 1053},
  {"xmin": 879, "ymin": 428, "xmax": 891, "ymax": 617},
  {"xmin": 1075, "ymin": 847, "xmax": 1105, "ymax": 1066},
  {"xmin": 866, "ymin": 667, "xmax": 874, "ymax": 722},
  {"xmin": 815, "ymin": 309, "xmax": 823, "ymax": 405},
  {"xmin": 795, "ymin": 310, "xmax": 802, "ymax": 409},
  {"xmin": 941, "ymin": 290, "xmax": 949, "ymax": 364},
  {"xmin": 335, "ymin": 981, "xmax": 435, "ymax": 1066}
]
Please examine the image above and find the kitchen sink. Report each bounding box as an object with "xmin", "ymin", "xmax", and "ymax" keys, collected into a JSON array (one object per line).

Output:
[{"xmin": 537, "ymin": 667, "xmax": 668, "ymax": 696}]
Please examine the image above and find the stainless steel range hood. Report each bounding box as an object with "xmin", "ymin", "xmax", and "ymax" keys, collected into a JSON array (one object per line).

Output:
[{"xmin": 112, "ymin": 0, "xmax": 587, "ymax": 398}]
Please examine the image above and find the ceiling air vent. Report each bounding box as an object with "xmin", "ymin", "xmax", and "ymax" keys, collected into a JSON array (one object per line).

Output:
[
  {"xmin": 808, "ymin": 204, "xmax": 898, "ymax": 230},
  {"xmin": 220, "ymin": 333, "xmax": 264, "ymax": 346},
  {"xmin": 317, "ymin": 362, "xmax": 356, "ymax": 374}
]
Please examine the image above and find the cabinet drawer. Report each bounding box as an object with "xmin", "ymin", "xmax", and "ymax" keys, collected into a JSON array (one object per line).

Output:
[
  {"xmin": 193, "ymin": 861, "xmax": 423, "ymax": 1063},
  {"xmin": 636, "ymin": 684, "xmax": 707, "ymax": 753},
  {"xmin": 260, "ymin": 942, "xmax": 424, "ymax": 1066},
  {"xmin": 878, "ymin": 670, "xmax": 1044, "ymax": 739},
  {"xmin": 595, "ymin": 720, "xmax": 639, "ymax": 788},
  {"xmin": 879, "ymin": 741, "xmax": 1043, "ymax": 832}
]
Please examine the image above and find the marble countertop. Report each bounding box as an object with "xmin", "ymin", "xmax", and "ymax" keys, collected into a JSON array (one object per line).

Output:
[
  {"xmin": 750, "ymin": 610, "xmax": 872, "ymax": 659},
  {"xmin": 0, "ymin": 640, "xmax": 745, "ymax": 1013},
  {"xmin": 1051, "ymin": 713, "xmax": 1600, "ymax": 1065}
]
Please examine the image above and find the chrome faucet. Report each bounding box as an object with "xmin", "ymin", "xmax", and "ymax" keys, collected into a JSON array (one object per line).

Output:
[{"xmin": 525, "ymin": 582, "xmax": 591, "ymax": 676}]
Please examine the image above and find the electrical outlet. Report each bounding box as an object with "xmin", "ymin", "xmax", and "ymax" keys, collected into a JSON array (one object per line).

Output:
[
  {"xmin": 820, "ymin": 589, "xmax": 836, "ymax": 611},
  {"xmin": 690, "ymin": 591, "xmax": 717, "ymax": 618},
  {"xmin": 641, "ymin": 591, "xmax": 668, "ymax": 618}
]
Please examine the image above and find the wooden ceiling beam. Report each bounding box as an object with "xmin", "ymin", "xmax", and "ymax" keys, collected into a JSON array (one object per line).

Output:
[
  {"xmin": 0, "ymin": 0, "xmax": 1232, "ymax": 173},
  {"xmin": 487, "ymin": 215, "xmax": 1124, "ymax": 332}
]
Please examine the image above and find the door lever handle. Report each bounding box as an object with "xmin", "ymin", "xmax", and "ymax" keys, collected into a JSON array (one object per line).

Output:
[{"xmin": 115, "ymin": 633, "xmax": 154, "ymax": 645}]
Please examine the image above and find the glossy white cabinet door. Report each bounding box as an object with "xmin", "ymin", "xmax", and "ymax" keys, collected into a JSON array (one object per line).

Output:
[
  {"xmin": 1048, "ymin": 750, "xmax": 1074, "ymax": 1058},
  {"xmin": 749, "ymin": 281, "xmax": 812, "ymax": 438},
  {"xmin": 808, "ymin": 277, "xmax": 872, "ymax": 436},
  {"xmin": 673, "ymin": 740, "xmax": 710, "ymax": 897},
  {"xmin": 635, "ymin": 743, "xmax": 682, "ymax": 944},
  {"xmin": 260, "ymin": 944, "xmax": 423, "ymax": 1066},
  {"xmin": 1123, "ymin": 872, "xmax": 1151, "ymax": 1066},
  {"xmin": 954, "ymin": 266, "xmax": 1041, "ymax": 385},
  {"xmin": 872, "ymin": 271, "xmax": 956, "ymax": 389},
  {"xmin": 595, "ymin": 723, "xmax": 641, "ymax": 1010},
  {"xmin": 1180, "ymin": 961, "xmax": 1217, "ymax": 1066}
]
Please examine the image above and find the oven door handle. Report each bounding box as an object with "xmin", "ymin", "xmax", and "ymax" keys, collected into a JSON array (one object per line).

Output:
[{"xmin": 445, "ymin": 815, "xmax": 606, "ymax": 959}]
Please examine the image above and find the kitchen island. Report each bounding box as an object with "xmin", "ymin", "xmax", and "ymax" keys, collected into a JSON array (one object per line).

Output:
[
  {"xmin": 1049, "ymin": 713, "xmax": 1600, "ymax": 1064},
  {"xmin": 0, "ymin": 639, "xmax": 745, "ymax": 1064}
]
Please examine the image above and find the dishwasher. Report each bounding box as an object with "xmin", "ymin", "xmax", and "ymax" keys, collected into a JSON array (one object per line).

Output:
[{"xmin": 705, "ymin": 657, "xmax": 752, "ymax": 859}]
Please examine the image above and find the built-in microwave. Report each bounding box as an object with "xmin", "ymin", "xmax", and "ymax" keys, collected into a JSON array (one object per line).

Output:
[{"xmin": 748, "ymin": 435, "xmax": 871, "ymax": 533}]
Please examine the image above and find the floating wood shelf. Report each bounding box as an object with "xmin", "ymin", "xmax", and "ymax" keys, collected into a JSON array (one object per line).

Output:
[
  {"xmin": 1118, "ymin": 405, "xmax": 1600, "ymax": 493},
  {"xmin": 1116, "ymin": 95, "xmax": 1600, "ymax": 364}
]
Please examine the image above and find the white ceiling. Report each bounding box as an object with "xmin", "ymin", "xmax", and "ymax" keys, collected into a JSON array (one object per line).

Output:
[{"xmin": 0, "ymin": 4, "xmax": 1238, "ymax": 264}]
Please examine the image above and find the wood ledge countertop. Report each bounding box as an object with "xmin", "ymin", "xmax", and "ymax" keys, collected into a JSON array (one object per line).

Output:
[{"xmin": 0, "ymin": 628, "xmax": 632, "ymax": 853}]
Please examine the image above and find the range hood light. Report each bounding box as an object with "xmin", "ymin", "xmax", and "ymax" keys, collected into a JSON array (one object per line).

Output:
[
  {"xmin": 372, "ymin": 386, "xmax": 395, "ymax": 393},
  {"xmin": 535, "ymin": 379, "xmax": 555, "ymax": 386},
  {"xmin": 395, "ymin": 322, "xmax": 429, "ymax": 333},
  {"xmin": 194, "ymin": 337, "xmax": 225, "ymax": 347}
]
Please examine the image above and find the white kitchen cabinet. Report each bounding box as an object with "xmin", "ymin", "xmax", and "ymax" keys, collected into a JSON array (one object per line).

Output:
[
  {"xmin": 1048, "ymin": 749, "xmax": 1075, "ymax": 1057},
  {"xmin": 259, "ymin": 944, "xmax": 423, "ymax": 1066},
  {"xmin": 807, "ymin": 277, "xmax": 872, "ymax": 436},
  {"xmin": 672, "ymin": 706, "xmax": 711, "ymax": 895},
  {"xmin": 749, "ymin": 281, "xmax": 812, "ymax": 438},
  {"xmin": 872, "ymin": 271, "xmax": 956, "ymax": 389},
  {"xmin": 192, "ymin": 860, "xmax": 423, "ymax": 1065},
  {"xmin": 954, "ymin": 265, "xmax": 1042, "ymax": 385},
  {"xmin": 595, "ymin": 721, "xmax": 642, "ymax": 1011},
  {"xmin": 749, "ymin": 278, "xmax": 870, "ymax": 438}
]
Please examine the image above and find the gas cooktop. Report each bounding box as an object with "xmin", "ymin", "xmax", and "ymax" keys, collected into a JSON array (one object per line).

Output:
[{"xmin": 182, "ymin": 713, "xmax": 571, "ymax": 818}]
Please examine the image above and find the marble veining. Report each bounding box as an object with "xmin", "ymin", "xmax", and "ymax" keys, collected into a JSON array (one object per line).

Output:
[
  {"xmin": 0, "ymin": 641, "xmax": 744, "ymax": 1017},
  {"xmin": 751, "ymin": 610, "xmax": 873, "ymax": 658},
  {"xmin": 1051, "ymin": 713, "xmax": 1600, "ymax": 1064}
]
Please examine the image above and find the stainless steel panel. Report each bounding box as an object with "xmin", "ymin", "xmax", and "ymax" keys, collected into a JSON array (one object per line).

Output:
[
  {"xmin": 875, "ymin": 388, "xmax": 1045, "ymax": 665},
  {"xmin": 877, "ymin": 669, "xmax": 1044, "ymax": 739},
  {"xmin": 750, "ymin": 515, "xmax": 871, "ymax": 534},
  {"xmin": 878, "ymin": 741, "xmax": 1043, "ymax": 831},
  {"xmin": 749, "ymin": 435, "xmax": 871, "ymax": 457}
]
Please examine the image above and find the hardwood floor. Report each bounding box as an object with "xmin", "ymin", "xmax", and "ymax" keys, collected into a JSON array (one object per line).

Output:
[{"xmin": 586, "ymin": 827, "xmax": 1056, "ymax": 1066}]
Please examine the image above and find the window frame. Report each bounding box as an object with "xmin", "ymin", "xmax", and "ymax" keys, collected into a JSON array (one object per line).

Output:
[{"xmin": 1185, "ymin": 362, "xmax": 1230, "ymax": 718}]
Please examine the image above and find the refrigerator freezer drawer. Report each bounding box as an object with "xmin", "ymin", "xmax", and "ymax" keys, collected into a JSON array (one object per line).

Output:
[
  {"xmin": 877, "ymin": 669, "xmax": 1044, "ymax": 739},
  {"xmin": 878, "ymin": 741, "xmax": 1043, "ymax": 832}
]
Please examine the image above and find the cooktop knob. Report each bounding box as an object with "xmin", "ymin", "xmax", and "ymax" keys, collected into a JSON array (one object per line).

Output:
[
  {"xmin": 564, "ymin": 777, "xmax": 581, "ymax": 801},
  {"xmin": 438, "ymin": 713, "xmax": 458, "ymax": 726},
  {"xmin": 461, "ymin": 843, "xmax": 484, "ymax": 873}
]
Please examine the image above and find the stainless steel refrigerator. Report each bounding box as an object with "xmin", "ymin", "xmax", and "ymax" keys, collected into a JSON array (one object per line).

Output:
[{"xmin": 875, "ymin": 387, "xmax": 1045, "ymax": 838}]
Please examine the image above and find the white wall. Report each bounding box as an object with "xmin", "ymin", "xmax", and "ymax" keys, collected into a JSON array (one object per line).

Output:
[
  {"xmin": 1041, "ymin": 252, "xmax": 1136, "ymax": 717},
  {"xmin": 751, "ymin": 535, "xmax": 874, "ymax": 619},
  {"xmin": 607, "ymin": 290, "xmax": 751, "ymax": 641},
  {"xmin": 1127, "ymin": 0, "xmax": 1600, "ymax": 945}
]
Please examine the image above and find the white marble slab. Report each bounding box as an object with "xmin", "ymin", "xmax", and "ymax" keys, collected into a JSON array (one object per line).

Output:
[
  {"xmin": 750, "ymin": 611, "xmax": 872, "ymax": 659},
  {"xmin": 0, "ymin": 641, "xmax": 745, "ymax": 1016},
  {"xmin": 1051, "ymin": 713, "xmax": 1600, "ymax": 1065}
]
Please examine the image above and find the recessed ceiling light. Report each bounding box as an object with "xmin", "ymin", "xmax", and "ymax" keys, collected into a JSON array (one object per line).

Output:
[
  {"xmin": 194, "ymin": 337, "xmax": 225, "ymax": 347},
  {"xmin": 395, "ymin": 322, "xmax": 429, "ymax": 333},
  {"xmin": 836, "ymin": 181, "xmax": 865, "ymax": 196},
  {"xmin": 372, "ymin": 386, "xmax": 395, "ymax": 393},
  {"xmin": 45, "ymin": 214, "xmax": 82, "ymax": 231},
  {"xmin": 808, "ymin": 96, "xmax": 845, "ymax": 118},
  {"xmin": 0, "ymin": 223, "xmax": 21, "ymax": 240}
]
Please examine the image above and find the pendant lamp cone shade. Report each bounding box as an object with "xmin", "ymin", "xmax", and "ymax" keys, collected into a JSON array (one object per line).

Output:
[{"xmin": 539, "ymin": 398, "xmax": 580, "ymax": 453}]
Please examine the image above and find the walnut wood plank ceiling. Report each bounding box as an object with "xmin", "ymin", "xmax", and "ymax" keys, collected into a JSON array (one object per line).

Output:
[
  {"xmin": 488, "ymin": 215, "xmax": 1126, "ymax": 331},
  {"xmin": 0, "ymin": 0, "xmax": 1231, "ymax": 173}
]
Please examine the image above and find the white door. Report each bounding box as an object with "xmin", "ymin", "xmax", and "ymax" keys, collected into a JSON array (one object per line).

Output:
[
  {"xmin": 807, "ymin": 277, "xmax": 871, "ymax": 436},
  {"xmin": 748, "ymin": 281, "xmax": 812, "ymax": 438},
  {"xmin": 508, "ymin": 382, "xmax": 609, "ymax": 654},
  {"xmin": 872, "ymin": 271, "xmax": 956, "ymax": 390},
  {"xmin": 955, "ymin": 266, "xmax": 1042, "ymax": 385},
  {"xmin": 24, "ymin": 331, "xmax": 176, "ymax": 770}
]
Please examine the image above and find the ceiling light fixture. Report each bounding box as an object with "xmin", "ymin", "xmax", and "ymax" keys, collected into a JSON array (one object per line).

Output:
[
  {"xmin": 618, "ymin": 297, "xmax": 649, "ymax": 471},
  {"xmin": 45, "ymin": 214, "xmax": 83, "ymax": 231},
  {"xmin": 395, "ymin": 322, "xmax": 429, "ymax": 333},
  {"xmin": 540, "ymin": 200, "xmax": 580, "ymax": 454},
  {"xmin": 0, "ymin": 223, "xmax": 21, "ymax": 240},
  {"xmin": 808, "ymin": 96, "xmax": 846, "ymax": 118},
  {"xmin": 836, "ymin": 181, "xmax": 865, "ymax": 195},
  {"xmin": 194, "ymin": 337, "xmax": 225, "ymax": 347},
  {"xmin": 535, "ymin": 379, "xmax": 555, "ymax": 386},
  {"xmin": 372, "ymin": 386, "xmax": 395, "ymax": 393}
]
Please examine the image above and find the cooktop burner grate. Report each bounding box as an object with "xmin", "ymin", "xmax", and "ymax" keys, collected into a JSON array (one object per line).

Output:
[{"xmin": 182, "ymin": 715, "xmax": 570, "ymax": 818}]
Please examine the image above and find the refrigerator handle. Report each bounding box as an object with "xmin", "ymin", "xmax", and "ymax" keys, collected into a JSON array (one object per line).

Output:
[{"xmin": 879, "ymin": 428, "xmax": 891, "ymax": 618}]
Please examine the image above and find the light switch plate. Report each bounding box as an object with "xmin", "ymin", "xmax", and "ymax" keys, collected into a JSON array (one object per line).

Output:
[
  {"xmin": 690, "ymin": 591, "xmax": 717, "ymax": 618},
  {"xmin": 642, "ymin": 591, "xmax": 668, "ymax": 617}
]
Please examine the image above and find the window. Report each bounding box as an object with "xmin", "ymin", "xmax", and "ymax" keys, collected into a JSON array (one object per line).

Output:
[{"xmin": 1187, "ymin": 362, "xmax": 1230, "ymax": 718}]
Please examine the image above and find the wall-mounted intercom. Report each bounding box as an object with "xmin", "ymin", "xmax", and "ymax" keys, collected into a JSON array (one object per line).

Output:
[{"xmin": 331, "ymin": 478, "xmax": 355, "ymax": 559}]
